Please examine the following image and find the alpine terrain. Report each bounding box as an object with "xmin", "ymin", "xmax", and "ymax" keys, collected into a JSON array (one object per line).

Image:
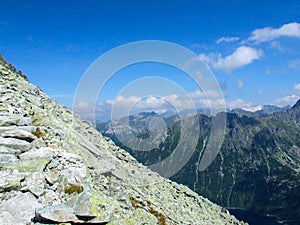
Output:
[
  {"xmin": 99, "ymin": 99, "xmax": 300, "ymax": 225},
  {"xmin": 0, "ymin": 55, "xmax": 248, "ymax": 224}
]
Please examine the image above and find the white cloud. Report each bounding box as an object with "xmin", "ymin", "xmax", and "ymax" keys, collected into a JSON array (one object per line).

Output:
[
  {"xmin": 73, "ymin": 88, "xmax": 228, "ymax": 122},
  {"xmin": 275, "ymin": 94, "xmax": 299, "ymax": 106},
  {"xmin": 227, "ymin": 99, "xmax": 262, "ymax": 112},
  {"xmin": 249, "ymin": 22, "xmax": 300, "ymax": 43},
  {"xmin": 270, "ymin": 41, "xmax": 284, "ymax": 52},
  {"xmin": 199, "ymin": 46, "xmax": 263, "ymax": 73},
  {"xmin": 216, "ymin": 36, "xmax": 240, "ymax": 44},
  {"xmin": 273, "ymin": 84, "xmax": 300, "ymax": 107},
  {"xmin": 294, "ymin": 83, "xmax": 300, "ymax": 93},
  {"xmin": 237, "ymin": 80, "xmax": 243, "ymax": 88}
]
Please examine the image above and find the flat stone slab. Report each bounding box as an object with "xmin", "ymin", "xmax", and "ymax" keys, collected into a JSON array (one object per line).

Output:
[
  {"xmin": 0, "ymin": 115, "xmax": 31, "ymax": 126},
  {"xmin": 1, "ymin": 129, "xmax": 36, "ymax": 142},
  {"xmin": 35, "ymin": 191, "xmax": 117, "ymax": 224},
  {"xmin": 0, "ymin": 192, "xmax": 41, "ymax": 225},
  {"xmin": 0, "ymin": 137, "xmax": 31, "ymax": 154},
  {"xmin": 19, "ymin": 147, "xmax": 53, "ymax": 161}
]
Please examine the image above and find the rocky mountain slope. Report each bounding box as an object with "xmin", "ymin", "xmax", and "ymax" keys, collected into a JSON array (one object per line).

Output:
[
  {"xmin": 99, "ymin": 102, "xmax": 300, "ymax": 224},
  {"xmin": 0, "ymin": 54, "xmax": 247, "ymax": 225}
]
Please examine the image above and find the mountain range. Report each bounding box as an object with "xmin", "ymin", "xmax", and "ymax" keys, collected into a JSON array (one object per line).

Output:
[{"xmin": 98, "ymin": 100, "xmax": 300, "ymax": 225}]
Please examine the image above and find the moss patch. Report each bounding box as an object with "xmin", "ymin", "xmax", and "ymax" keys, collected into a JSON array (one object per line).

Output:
[{"xmin": 64, "ymin": 184, "xmax": 83, "ymax": 195}]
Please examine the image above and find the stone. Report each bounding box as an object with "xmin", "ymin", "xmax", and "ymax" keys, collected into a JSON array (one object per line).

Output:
[
  {"xmin": 1, "ymin": 129, "xmax": 36, "ymax": 142},
  {"xmin": 0, "ymin": 125, "xmax": 37, "ymax": 134},
  {"xmin": 0, "ymin": 137, "xmax": 31, "ymax": 154},
  {"xmin": 16, "ymin": 158, "xmax": 51, "ymax": 172},
  {"xmin": 0, "ymin": 153, "xmax": 18, "ymax": 164},
  {"xmin": 35, "ymin": 191, "xmax": 119, "ymax": 224},
  {"xmin": 61, "ymin": 166, "xmax": 87, "ymax": 185},
  {"xmin": 0, "ymin": 145, "xmax": 18, "ymax": 154},
  {"xmin": 35, "ymin": 204, "xmax": 77, "ymax": 223},
  {"xmin": 30, "ymin": 137, "xmax": 46, "ymax": 148},
  {"xmin": 21, "ymin": 172, "xmax": 46, "ymax": 197},
  {"xmin": 38, "ymin": 189, "xmax": 61, "ymax": 206},
  {"xmin": 62, "ymin": 152, "xmax": 84, "ymax": 164},
  {"xmin": 0, "ymin": 171, "xmax": 25, "ymax": 192},
  {"xmin": 0, "ymin": 115, "xmax": 31, "ymax": 126},
  {"xmin": 19, "ymin": 147, "xmax": 53, "ymax": 161},
  {"xmin": 68, "ymin": 191, "xmax": 119, "ymax": 223},
  {"xmin": 45, "ymin": 171, "xmax": 59, "ymax": 185},
  {"xmin": 0, "ymin": 192, "xmax": 41, "ymax": 225}
]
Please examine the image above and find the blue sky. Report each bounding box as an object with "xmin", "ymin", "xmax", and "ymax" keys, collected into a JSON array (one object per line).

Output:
[{"xmin": 1, "ymin": 0, "xmax": 300, "ymax": 121}]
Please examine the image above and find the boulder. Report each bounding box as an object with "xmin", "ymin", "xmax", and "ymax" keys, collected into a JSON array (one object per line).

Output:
[
  {"xmin": 19, "ymin": 147, "xmax": 53, "ymax": 161},
  {"xmin": 0, "ymin": 192, "xmax": 41, "ymax": 224},
  {"xmin": 0, "ymin": 171, "xmax": 25, "ymax": 192},
  {"xmin": 0, "ymin": 137, "xmax": 31, "ymax": 154},
  {"xmin": 1, "ymin": 129, "xmax": 36, "ymax": 142},
  {"xmin": 0, "ymin": 115, "xmax": 31, "ymax": 126},
  {"xmin": 35, "ymin": 191, "xmax": 118, "ymax": 223}
]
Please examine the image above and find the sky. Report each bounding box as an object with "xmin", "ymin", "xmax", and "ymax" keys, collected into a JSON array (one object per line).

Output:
[{"xmin": 1, "ymin": 0, "xmax": 300, "ymax": 121}]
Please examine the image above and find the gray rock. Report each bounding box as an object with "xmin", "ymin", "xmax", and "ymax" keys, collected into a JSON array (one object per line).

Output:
[
  {"xmin": 0, "ymin": 125, "xmax": 37, "ymax": 134},
  {"xmin": 61, "ymin": 166, "xmax": 87, "ymax": 186},
  {"xmin": 0, "ymin": 137, "xmax": 31, "ymax": 154},
  {"xmin": 38, "ymin": 189, "xmax": 61, "ymax": 206},
  {"xmin": 21, "ymin": 172, "xmax": 46, "ymax": 197},
  {"xmin": 16, "ymin": 158, "xmax": 51, "ymax": 172},
  {"xmin": 19, "ymin": 147, "xmax": 53, "ymax": 161},
  {"xmin": 35, "ymin": 191, "xmax": 117, "ymax": 223},
  {"xmin": 0, "ymin": 153, "xmax": 18, "ymax": 164},
  {"xmin": 0, "ymin": 145, "xmax": 18, "ymax": 154},
  {"xmin": 61, "ymin": 152, "xmax": 84, "ymax": 164},
  {"xmin": 67, "ymin": 191, "xmax": 118, "ymax": 223},
  {"xmin": 30, "ymin": 137, "xmax": 46, "ymax": 148},
  {"xmin": 1, "ymin": 129, "xmax": 36, "ymax": 142},
  {"xmin": 0, "ymin": 115, "xmax": 31, "ymax": 126},
  {"xmin": 0, "ymin": 171, "xmax": 25, "ymax": 192},
  {"xmin": 0, "ymin": 192, "xmax": 41, "ymax": 224},
  {"xmin": 0, "ymin": 211, "xmax": 19, "ymax": 225},
  {"xmin": 45, "ymin": 171, "xmax": 59, "ymax": 185},
  {"xmin": 35, "ymin": 204, "xmax": 77, "ymax": 223}
]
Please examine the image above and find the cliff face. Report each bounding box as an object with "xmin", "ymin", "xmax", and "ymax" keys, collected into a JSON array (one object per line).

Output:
[{"xmin": 0, "ymin": 55, "xmax": 246, "ymax": 225}]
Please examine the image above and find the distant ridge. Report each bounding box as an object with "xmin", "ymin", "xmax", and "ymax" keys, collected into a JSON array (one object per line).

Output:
[{"xmin": 98, "ymin": 98, "xmax": 300, "ymax": 224}]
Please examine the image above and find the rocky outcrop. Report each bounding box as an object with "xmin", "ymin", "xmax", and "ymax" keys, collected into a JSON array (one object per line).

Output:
[{"xmin": 0, "ymin": 54, "xmax": 246, "ymax": 224}]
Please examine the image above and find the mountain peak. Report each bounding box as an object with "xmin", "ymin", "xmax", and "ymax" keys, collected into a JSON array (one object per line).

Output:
[{"xmin": 292, "ymin": 99, "xmax": 300, "ymax": 109}]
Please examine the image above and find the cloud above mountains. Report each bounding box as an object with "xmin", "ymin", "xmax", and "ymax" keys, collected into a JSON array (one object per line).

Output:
[
  {"xmin": 74, "ymin": 22, "xmax": 300, "ymax": 122},
  {"xmin": 199, "ymin": 46, "xmax": 263, "ymax": 73}
]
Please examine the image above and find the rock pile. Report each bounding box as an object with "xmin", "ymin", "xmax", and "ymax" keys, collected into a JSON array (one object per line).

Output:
[{"xmin": 0, "ymin": 54, "xmax": 247, "ymax": 224}]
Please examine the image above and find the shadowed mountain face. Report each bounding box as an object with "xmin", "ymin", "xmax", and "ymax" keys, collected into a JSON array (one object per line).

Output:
[
  {"xmin": 98, "ymin": 101, "xmax": 300, "ymax": 225},
  {"xmin": 0, "ymin": 55, "xmax": 247, "ymax": 225}
]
